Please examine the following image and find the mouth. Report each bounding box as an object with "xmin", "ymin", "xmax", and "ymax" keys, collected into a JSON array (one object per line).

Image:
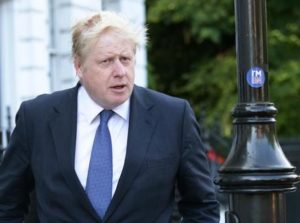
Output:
[{"xmin": 110, "ymin": 84, "xmax": 127, "ymax": 92}]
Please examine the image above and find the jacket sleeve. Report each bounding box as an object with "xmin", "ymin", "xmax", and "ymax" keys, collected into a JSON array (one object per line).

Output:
[
  {"xmin": 177, "ymin": 101, "xmax": 220, "ymax": 222},
  {"xmin": 0, "ymin": 103, "xmax": 33, "ymax": 222}
]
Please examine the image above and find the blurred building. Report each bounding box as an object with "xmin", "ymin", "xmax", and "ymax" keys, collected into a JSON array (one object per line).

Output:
[{"xmin": 0, "ymin": 0, "xmax": 147, "ymax": 140}]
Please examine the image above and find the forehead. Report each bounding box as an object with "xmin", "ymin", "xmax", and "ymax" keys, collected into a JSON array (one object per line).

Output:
[{"xmin": 93, "ymin": 29, "xmax": 135, "ymax": 54}]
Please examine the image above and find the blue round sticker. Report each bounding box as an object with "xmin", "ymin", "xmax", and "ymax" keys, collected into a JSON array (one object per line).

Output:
[{"xmin": 246, "ymin": 67, "xmax": 265, "ymax": 88}]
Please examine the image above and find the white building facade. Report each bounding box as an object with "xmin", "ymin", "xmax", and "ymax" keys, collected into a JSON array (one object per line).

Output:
[{"xmin": 0, "ymin": 0, "xmax": 147, "ymax": 141}]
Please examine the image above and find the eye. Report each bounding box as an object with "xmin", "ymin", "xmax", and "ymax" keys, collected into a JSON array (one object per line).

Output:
[
  {"xmin": 120, "ymin": 56, "xmax": 131, "ymax": 65},
  {"xmin": 101, "ymin": 59, "xmax": 111, "ymax": 64},
  {"xmin": 99, "ymin": 58, "xmax": 113, "ymax": 67}
]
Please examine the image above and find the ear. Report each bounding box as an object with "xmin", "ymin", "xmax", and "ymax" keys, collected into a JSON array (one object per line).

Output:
[{"xmin": 74, "ymin": 56, "xmax": 83, "ymax": 78}]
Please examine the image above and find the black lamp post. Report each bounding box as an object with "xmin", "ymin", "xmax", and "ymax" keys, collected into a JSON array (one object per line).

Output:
[{"xmin": 216, "ymin": 0, "xmax": 300, "ymax": 222}]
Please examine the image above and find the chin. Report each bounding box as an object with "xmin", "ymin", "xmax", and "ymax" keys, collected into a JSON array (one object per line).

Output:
[{"xmin": 107, "ymin": 98, "xmax": 127, "ymax": 108}]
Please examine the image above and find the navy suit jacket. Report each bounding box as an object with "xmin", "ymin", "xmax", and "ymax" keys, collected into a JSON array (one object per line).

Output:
[{"xmin": 0, "ymin": 85, "xmax": 219, "ymax": 222}]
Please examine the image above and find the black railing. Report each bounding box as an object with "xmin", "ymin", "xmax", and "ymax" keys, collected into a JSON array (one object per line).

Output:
[{"xmin": 0, "ymin": 128, "xmax": 10, "ymax": 164}]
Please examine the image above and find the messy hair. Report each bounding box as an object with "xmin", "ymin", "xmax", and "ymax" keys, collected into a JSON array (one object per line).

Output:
[{"xmin": 71, "ymin": 11, "xmax": 146, "ymax": 61}]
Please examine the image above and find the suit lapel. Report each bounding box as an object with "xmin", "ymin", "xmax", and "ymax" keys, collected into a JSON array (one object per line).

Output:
[
  {"xmin": 104, "ymin": 86, "xmax": 158, "ymax": 221},
  {"xmin": 48, "ymin": 85, "xmax": 101, "ymax": 222}
]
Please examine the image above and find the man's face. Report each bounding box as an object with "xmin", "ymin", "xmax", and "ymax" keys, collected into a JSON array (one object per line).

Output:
[{"xmin": 75, "ymin": 30, "xmax": 136, "ymax": 109}]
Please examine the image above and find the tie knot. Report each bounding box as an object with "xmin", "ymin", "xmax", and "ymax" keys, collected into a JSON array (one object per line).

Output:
[{"xmin": 100, "ymin": 110, "xmax": 114, "ymax": 124}]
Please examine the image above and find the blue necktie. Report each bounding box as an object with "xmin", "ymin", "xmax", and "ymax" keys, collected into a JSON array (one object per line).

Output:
[{"xmin": 86, "ymin": 110, "xmax": 114, "ymax": 218}]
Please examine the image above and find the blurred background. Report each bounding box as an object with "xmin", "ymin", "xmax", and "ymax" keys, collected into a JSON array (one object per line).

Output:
[{"xmin": 1, "ymin": 0, "xmax": 300, "ymax": 222}]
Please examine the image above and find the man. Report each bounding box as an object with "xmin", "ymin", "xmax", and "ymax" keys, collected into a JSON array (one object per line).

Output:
[{"xmin": 0, "ymin": 11, "xmax": 219, "ymax": 222}]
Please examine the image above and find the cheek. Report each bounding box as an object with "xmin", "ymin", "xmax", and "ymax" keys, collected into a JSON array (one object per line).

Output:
[
  {"xmin": 85, "ymin": 68, "xmax": 103, "ymax": 81},
  {"xmin": 128, "ymin": 68, "xmax": 135, "ymax": 79}
]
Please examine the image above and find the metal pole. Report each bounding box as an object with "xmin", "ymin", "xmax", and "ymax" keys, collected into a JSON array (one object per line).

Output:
[
  {"xmin": 6, "ymin": 106, "xmax": 11, "ymax": 142},
  {"xmin": 216, "ymin": 0, "xmax": 300, "ymax": 222}
]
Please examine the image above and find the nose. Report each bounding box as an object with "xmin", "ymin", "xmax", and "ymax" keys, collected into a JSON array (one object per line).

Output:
[{"xmin": 113, "ymin": 59, "xmax": 126, "ymax": 77}]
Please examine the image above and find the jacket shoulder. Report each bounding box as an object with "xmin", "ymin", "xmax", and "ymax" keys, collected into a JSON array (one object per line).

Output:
[
  {"xmin": 134, "ymin": 85, "xmax": 187, "ymax": 107},
  {"xmin": 17, "ymin": 86, "xmax": 78, "ymax": 123},
  {"xmin": 22, "ymin": 86, "xmax": 77, "ymax": 110}
]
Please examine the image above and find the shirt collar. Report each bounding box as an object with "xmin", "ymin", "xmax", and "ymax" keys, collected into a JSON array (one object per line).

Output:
[{"xmin": 78, "ymin": 86, "xmax": 130, "ymax": 124}]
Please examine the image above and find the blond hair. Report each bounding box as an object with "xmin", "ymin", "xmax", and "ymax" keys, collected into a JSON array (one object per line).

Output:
[{"xmin": 72, "ymin": 11, "xmax": 146, "ymax": 61}]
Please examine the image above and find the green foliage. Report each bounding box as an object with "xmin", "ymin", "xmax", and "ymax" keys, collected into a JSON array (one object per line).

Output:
[
  {"xmin": 146, "ymin": 0, "xmax": 300, "ymax": 140},
  {"xmin": 148, "ymin": 0, "xmax": 234, "ymax": 44},
  {"xmin": 270, "ymin": 61, "xmax": 300, "ymax": 136},
  {"xmin": 181, "ymin": 53, "xmax": 237, "ymax": 137},
  {"xmin": 268, "ymin": 0, "xmax": 300, "ymax": 137}
]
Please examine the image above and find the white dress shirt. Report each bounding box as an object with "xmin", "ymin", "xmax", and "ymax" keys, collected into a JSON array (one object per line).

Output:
[{"xmin": 75, "ymin": 86, "xmax": 129, "ymax": 196}]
